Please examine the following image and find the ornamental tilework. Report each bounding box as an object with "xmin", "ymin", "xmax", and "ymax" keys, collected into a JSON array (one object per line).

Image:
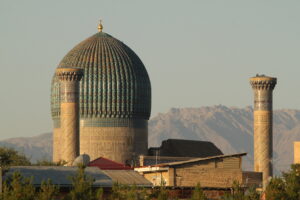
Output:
[
  {"xmin": 51, "ymin": 32, "xmax": 151, "ymax": 121},
  {"xmin": 51, "ymin": 31, "xmax": 151, "ymax": 164}
]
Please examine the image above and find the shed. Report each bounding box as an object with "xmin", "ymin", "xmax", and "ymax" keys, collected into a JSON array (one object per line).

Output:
[{"xmin": 135, "ymin": 153, "xmax": 262, "ymax": 188}]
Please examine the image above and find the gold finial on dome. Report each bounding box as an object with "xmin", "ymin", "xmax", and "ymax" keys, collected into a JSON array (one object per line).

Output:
[{"xmin": 98, "ymin": 20, "xmax": 103, "ymax": 32}]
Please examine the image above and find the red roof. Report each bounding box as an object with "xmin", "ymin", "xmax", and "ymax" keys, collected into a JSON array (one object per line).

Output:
[{"xmin": 88, "ymin": 157, "xmax": 132, "ymax": 170}]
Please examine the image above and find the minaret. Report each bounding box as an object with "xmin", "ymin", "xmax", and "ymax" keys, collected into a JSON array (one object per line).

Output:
[
  {"xmin": 250, "ymin": 75, "xmax": 277, "ymax": 188},
  {"xmin": 294, "ymin": 141, "xmax": 300, "ymax": 164},
  {"xmin": 56, "ymin": 67, "xmax": 83, "ymax": 165}
]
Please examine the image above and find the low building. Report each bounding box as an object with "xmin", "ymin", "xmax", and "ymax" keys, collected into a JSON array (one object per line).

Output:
[
  {"xmin": 2, "ymin": 166, "xmax": 152, "ymax": 191},
  {"xmin": 135, "ymin": 153, "xmax": 262, "ymax": 188}
]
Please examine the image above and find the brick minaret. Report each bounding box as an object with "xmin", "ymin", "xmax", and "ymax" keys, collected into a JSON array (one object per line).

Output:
[
  {"xmin": 250, "ymin": 75, "xmax": 277, "ymax": 189},
  {"xmin": 294, "ymin": 142, "xmax": 300, "ymax": 164},
  {"xmin": 56, "ymin": 68, "xmax": 83, "ymax": 165}
]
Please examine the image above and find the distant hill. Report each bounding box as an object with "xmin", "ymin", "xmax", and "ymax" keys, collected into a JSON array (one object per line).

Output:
[
  {"xmin": 0, "ymin": 133, "xmax": 52, "ymax": 163},
  {"xmin": 149, "ymin": 105, "xmax": 300, "ymax": 174},
  {"xmin": 1, "ymin": 105, "xmax": 300, "ymax": 174}
]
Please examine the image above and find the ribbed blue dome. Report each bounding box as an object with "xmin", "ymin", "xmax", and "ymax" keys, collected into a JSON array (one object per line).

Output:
[{"xmin": 51, "ymin": 32, "xmax": 151, "ymax": 121}]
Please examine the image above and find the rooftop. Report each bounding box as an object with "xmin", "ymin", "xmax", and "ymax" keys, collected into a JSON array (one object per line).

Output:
[
  {"xmin": 88, "ymin": 157, "xmax": 132, "ymax": 170},
  {"xmin": 3, "ymin": 166, "xmax": 152, "ymax": 188},
  {"xmin": 148, "ymin": 139, "xmax": 223, "ymax": 158}
]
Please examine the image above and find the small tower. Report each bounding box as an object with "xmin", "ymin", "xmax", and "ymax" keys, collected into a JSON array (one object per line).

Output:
[
  {"xmin": 55, "ymin": 67, "xmax": 83, "ymax": 165},
  {"xmin": 294, "ymin": 141, "xmax": 300, "ymax": 164},
  {"xmin": 250, "ymin": 75, "xmax": 277, "ymax": 189}
]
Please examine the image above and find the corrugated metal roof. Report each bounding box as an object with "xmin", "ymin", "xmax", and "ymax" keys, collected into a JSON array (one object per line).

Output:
[
  {"xmin": 102, "ymin": 170, "xmax": 152, "ymax": 187},
  {"xmin": 4, "ymin": 167, "xmax": 152, "ymax": 188},
  {"xmin": 4, "ymin": 166, "xmax": 112, "ymax": 187},
  {"xmin": 155, "ymin": 153, "xmax": 247, "ymax": 167}
]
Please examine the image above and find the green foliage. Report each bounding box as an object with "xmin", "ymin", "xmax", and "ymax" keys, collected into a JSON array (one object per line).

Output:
[
  {"xmin": 0, "ymin": 147, "xmax": 31, "ymax": 169},
  {"xmin": 1, "ymin": 172, "xmax": 59, "ymax": 200},
  {"xmin": 265, "ymin": 164, "xmax": 300, "ymax": 200},
  {"xmin": 265, "ymin": 177, "xmax": 286, "ymax": 200},
  {"xmin": 67, "ymin": 164, "xmax": 96, "ymax": 200},
  {"xmin": 283, "ymin": 164, "xmax": 300, "ymax": 199},
  {"xmin": 190, "ymin": 183, "xmax": 207, "ymax": 200},
  {"xmin": 221, "ymin": 181, "xmax": 260, "ymax": 200},
  {"xmin": 34, "ymin": 159, "xmax": 67, "ymax": 166},
  {"xmin": 37, "ymin": 179, "xmax": 59, "ymax": 200},
  {"xmin": 125, "ymin": 184, "xmax": 139, "ymax": 200},
  {"xmin": 220, "ymin": 164, "xmax": 300, "ymax": 200},
  {"xmin": 109, "ymin": 183, "xmax": 150, "ymax": 200},
  {"xmin": 96, "ymin": 187, "xmax": 104, "ymax": 200},
  {"xmin": 244, "ymin": 186, "xmax": 260, "ymax": 200},
  {"xmin": 1, "ymin": 171, "xmax": 35, "ymax": 200},
  {"xmin": 221, "ymin": 181, "xmax": 245, "ymax": 200},
  {"xmin": 157, "ymin": 186, "xmax": 168, "ymax": 200},
  {"xmin": 110, "ymin": 183, "xmax": 124, "ymax": 200}
]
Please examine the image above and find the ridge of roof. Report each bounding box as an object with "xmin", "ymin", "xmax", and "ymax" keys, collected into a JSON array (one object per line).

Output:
[{"xmin": 154, "ymin": 153, "xmax": 247, "ymax": 167}]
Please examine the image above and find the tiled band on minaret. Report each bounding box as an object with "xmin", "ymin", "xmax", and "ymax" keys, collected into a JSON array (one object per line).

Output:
[
  {"xmin": 55, "ymin": 68, "xmax": 83, "ymax": 165},
  {"xmin": 250, "ymin": 75, "xmax": 277, "ymax": 189}
]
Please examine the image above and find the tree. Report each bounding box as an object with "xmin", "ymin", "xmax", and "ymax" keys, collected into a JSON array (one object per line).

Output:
[
  {"xmin": 95, "ymin": 187, "xmax": 104, "ymax": 200},
  {"xmin": 125, "ymin": 184, "xmax": 138, "ymax": 200},
  {"xmin": 265, "ymin": 164, "xmax": 300, "ymax": 200},
  {"xmin": 190, "ymin": 183, "xmax": 207, "ymax": 200},
  {"xmin": 283, "ymin": 164, "xmax": 300, "ymax": 199},
  {"xmin": 265, "ymin": 177, "xmax": 286, "ymax": 200},
  {"xmin": 1, "ymin": 171, "xmax": 35, "ymax": 200},
  {"xmin": 244, "ymin": 186, "xmax": 260, "ymax": 200},
  {"xmin": 221, "ymin": 181, "xmax": 248, "ymax": 200},
  {"xmin": 67, "ymin": 164, "xmax": 101, "ymax": 200},
  {"xmin": 157, "ymin": 186, "xmax": 168, "ymax": 200},
  {"xmin": 37, "ymin": 179, "xmax": 59, "ymax": 200},
  {"xmin": 34, "ymin": 159, "xmax": 66, "ymax": 166},
  {"xmin": 0, "ymin": 147, "xmax": 31, "ymax": 167},
  {"xmin": 110, "ymin": 183, "xmax": 126, "ymax": 200}
]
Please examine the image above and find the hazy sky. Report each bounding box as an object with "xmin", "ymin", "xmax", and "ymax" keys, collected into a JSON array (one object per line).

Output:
[{"xmin": 1, "ymin": 1, "xmax": 300, "ymax": 139}]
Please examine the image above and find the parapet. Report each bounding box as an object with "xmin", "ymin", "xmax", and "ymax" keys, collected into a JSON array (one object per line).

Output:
[{"xmin": 250, "ymin": 75, "xmax": 277, "ymax": 90}]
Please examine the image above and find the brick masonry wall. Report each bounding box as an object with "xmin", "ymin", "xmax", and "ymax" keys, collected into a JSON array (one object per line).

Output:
[
  {"xmin": 80, "ymin": 126, "xmax": 148, "ymax": 163},
  {"xmin": 53, "ymin": 128, "xmax": 61, "ymax": 162},
  {"xmin": 174, "ymin": 167, "xmax": 243, "ymax": 188}
]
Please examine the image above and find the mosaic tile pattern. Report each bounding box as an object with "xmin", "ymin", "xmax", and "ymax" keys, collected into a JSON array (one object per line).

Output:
[{"xmin": 51, "ymin": 32, "xmax": 151, "ymax": 121}]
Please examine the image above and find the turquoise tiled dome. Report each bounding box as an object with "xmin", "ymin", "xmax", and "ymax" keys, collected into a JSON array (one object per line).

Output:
[{"xmin": 51, "ymin": 32, "xmax": 151, "ymax": 121}]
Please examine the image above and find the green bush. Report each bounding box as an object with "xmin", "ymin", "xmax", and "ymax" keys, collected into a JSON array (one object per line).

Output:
[
  {"xmin": 1, "ymin": 171, "xmax": 35, "ymax": 200},
  {"xmin": 66, "ymin": 164, "xmax": 97, "ymax": 200},
  {"xmin": 37, "ymin": 179, "xmax": 59, "ymax": 200},
  {"xmin": 190, "ymin": 183, "xmax": 207, "ymax": 200}
]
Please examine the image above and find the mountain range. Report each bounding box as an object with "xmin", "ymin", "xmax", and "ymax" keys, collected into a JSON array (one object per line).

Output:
[{"xmin": 1, "ymin": 105, "xmax": 300, "ymax": 174}]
